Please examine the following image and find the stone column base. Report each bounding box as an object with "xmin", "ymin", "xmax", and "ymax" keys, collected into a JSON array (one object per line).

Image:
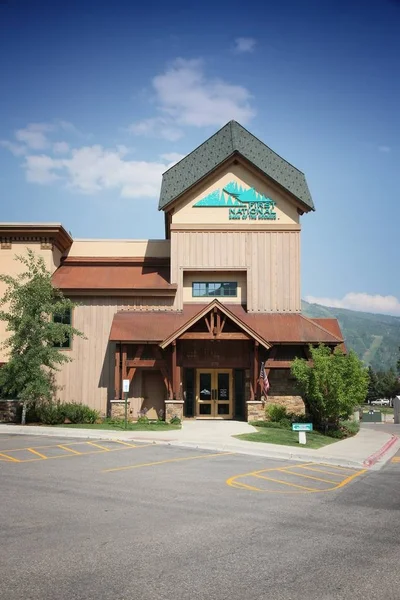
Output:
[
  {"xmin": 246, "ymin": 401, "xmax": 265, "ymax": 422},
  {"xmin": 165, "ymin": 400, "xmax": 184, "ymax": 421},
  {"xmin": 110, "ymin": 399, "xmax": 130, "ymax": 420}
]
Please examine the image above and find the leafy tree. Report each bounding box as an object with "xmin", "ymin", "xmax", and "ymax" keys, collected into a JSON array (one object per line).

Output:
[
  {"xmin": 366, "ymin": 366, "xmax": 380, "ymax": 404},
  {"xmin": 291, "ymin": 344, "xmax": 369, "ymax": 430},
  {"xmin": 376, "ymin": 368, "xmax": 400, "ymax": 400},
  {"xmin": 0, "ymin": 249, "xmax": 84, "ymax": 424}
]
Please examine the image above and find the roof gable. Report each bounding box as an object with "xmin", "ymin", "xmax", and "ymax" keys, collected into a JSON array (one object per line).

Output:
[{"xmin": 159, "ymin": 121, "xmax": 314, "ymax": 212}]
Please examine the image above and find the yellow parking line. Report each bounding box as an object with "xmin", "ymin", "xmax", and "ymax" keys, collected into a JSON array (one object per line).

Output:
[
  {"xmin": 103, "ymin": 452, "xmax": 234, "ymax": 473},
  {"xmin": 86, "ymin": 442, "xmax": 110, "ymax": 451},
  {"xmin": 319, "ymin": 464, "xmax": 356, "ymax": 473},
  {"xmin": 27, "ymin": 448, "xmax": 48, "ymax": 459},
  {"xmin": 296, "ymin": 465, "xmax": 350, "ymax": 477},
  {"xmin": 252, "ymin": 473, "xmax": 317, "ymax": 492},
  {"xmin": 278, "ymin": 468, "xmax": 338, "ymax": 485},
  {"xmin": 391, "ymin": 457, "xmax": 400, "ymax": 463},
  {"xmin": 112, "ymin": 440, "xmax": 137, "ymax": 448},
  {"xmin": 334, "ymin": 469, "xmax": 367, "ymax": 489},
  {"xmin": 58, "ymin": 445, "xmax": 82, "ymax": 455},
  {"xmin": 0, "ymin": 441, "xmax": 88, "ymax": 453},
  {"xmin": 0, "ymin": 451, "xmax": 21, "ymax": 463}
]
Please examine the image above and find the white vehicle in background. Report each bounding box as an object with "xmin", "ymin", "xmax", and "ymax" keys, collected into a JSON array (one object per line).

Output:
[{"xmin": 370, "ymin": 398, "xmax": 391, "ymax": 406}]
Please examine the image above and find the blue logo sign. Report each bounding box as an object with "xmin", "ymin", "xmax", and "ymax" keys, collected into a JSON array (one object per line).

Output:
[
  {"xmin": 292, "ymin": 423, "xmax": 313, "ymax": 432},
  {"xmin": 193, "ymin": 181, "xmax": 277, "ymax": 221}
]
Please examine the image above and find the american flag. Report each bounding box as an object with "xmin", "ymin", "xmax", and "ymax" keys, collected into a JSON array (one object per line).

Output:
[{"xmin": 259, "ymin": 362, "xmax": 270, "ymax": 398}]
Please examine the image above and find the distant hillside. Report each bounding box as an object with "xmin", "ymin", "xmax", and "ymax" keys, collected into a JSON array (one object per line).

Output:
[{"xmin": 302, "ymin": 300, "xmax": 400, "ymax": 372}]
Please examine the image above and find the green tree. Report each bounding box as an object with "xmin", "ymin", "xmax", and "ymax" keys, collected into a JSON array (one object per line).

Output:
[
  {"xmin": 376, "ymin": 369, "xmax": 400, "ymax": 400},
  {"xmin": 0, "ymin": 249, "xmax": 84, "ymax": 424},
  {"xmin": 291, "ymin": 344, "xmax": 369, "ymax": 430},
  {"xmin": 366, "ymin": 366, "xmax": 380, "ymax": 404}
]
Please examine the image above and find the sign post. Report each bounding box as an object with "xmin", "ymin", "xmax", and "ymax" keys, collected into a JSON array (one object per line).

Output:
[
  {"xmin": 122, "ymin": 379, "xmax": 130, "ymax": 430},
  {"xmin": 292, "ymin": 422, "xmax": 313, "ymax": 445}
]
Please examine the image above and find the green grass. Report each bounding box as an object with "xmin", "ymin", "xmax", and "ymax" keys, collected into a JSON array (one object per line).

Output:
[
  {"xmin": 235, "ymin": 427, "xmax": 338, "ymax": 449},
  {"xmin": 52, "ymin": 422, "xmax": 181, "ymax": 431}
]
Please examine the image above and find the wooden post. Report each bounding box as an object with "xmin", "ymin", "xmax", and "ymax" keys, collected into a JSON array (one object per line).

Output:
[
  {"xmin": 172, "ymin": 341, "xmax": 177, "ymax": 400},
  {"xmin": 115, "ymin": 343, "xmax": 121, "ymax": 399},
  {"xmin": 122, "ymin": 344, "xmax": 128, "ymax": 382},
  {"xmin": 254, "ymin": 341, "xmax": 259, "ymax": 401},
  {"xmin": 250, "ymin": 343, "xmax": 255, "ymax": 401}
]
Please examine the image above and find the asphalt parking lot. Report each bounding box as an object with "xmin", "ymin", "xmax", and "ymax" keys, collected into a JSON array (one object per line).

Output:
[{"xmin": 1, "ymin": 433, "xmax": 400, "ymax": 600}]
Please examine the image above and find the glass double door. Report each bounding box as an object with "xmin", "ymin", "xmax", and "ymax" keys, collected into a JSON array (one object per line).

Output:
[{"xmin": 196, "ymin": 369, "xmax": 233, "ymax": 419}]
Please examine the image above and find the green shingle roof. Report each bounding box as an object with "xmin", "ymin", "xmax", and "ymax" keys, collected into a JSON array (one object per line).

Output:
[{"xmin": 158, "ymin": 121, "xmax": 314, "ymax": 211}]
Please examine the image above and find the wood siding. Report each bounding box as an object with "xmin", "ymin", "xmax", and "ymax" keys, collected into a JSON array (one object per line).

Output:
[
  {"xmin": 171, "ymin": 230, "xmax": 300, "ymax": 312},
  {"xmin": 55, "ymin": 296, "xmax": 174, "ymax": 414}
]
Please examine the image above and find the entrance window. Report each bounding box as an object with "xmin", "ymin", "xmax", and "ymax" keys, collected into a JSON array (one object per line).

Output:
[{"xmin": 192, "ymin": 282, "xmax": 237, "ymax": 298}]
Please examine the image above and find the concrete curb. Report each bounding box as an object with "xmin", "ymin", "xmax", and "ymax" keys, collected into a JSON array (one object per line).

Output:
[
  {"xmin": 363, "ymin": 435, "xmax": 400, "ymax": 467},
  {"xmin": 0, "ymin": 423, "xmax": 396, "ymax": 471}
]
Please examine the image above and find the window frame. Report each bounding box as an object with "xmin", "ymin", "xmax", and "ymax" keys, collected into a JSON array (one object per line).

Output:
[
  {"xmin": 192, "ymin": 281, "xmax": 238, "ymax": 298},
  {"xmin": 53, "ymin": 307, "xmax": 73, "ymax": 350}
]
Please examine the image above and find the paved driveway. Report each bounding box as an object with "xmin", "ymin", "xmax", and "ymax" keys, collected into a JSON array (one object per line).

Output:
[{"xmin": 1, "ymin": 434, "xmax": 400, "ymax": 600}]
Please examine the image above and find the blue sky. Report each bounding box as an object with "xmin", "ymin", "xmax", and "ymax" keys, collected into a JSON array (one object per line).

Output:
[{"xmin": 0, "ymin": 0, "xmax": 399, "ymax": 315}]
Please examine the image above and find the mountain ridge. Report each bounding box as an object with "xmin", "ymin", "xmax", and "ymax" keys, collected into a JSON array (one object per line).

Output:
[{"xmin": 302, "ymin": 300, "xmax": 400, "ymax": 371}]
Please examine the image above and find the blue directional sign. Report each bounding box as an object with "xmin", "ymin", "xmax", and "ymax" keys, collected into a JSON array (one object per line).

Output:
[{"xmin": 292, "ymin": 423, "xmax": 313, "ymax": 432}]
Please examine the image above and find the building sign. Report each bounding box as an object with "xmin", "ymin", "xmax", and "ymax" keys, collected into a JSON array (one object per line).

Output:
[{"xmin": 193, "ymin": 181, "xmax": 277, "ymax": 221}]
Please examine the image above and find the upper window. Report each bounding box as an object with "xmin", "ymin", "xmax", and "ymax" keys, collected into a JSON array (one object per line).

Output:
[
  {"xmin": 53, "ymin": 307, "xmax": 72, "ymax": 348},
  {"xmin": 192, "ymin": 282, "xmax": 237, "ymax": 298}
]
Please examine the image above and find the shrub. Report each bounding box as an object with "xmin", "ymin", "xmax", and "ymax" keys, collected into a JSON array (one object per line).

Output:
[
  {"xmin": 326, "ymin": 420, "xmax": 360, "ymax": 439},
  {"xmin": 169, "ymin": 415, "xmax": 181, "ymax": 425},
  {"xmin": 266, "ymin": 403, "xmax": 288, "ymax": 423},
  {"xmin": 63, "ymin": 402, "xmax": 99, "ymax": 424},
  {"xmin": 36, "ymin": 401, "xmax": 65, "ymax": 425},
  {"xmin": 250, "ymin": 420, "xmax": 289, "ymax": 429}
]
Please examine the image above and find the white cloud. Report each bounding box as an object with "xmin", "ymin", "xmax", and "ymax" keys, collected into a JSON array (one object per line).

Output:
[
  {"xmin": 234, "ymin": 37, "xmax": 256, "ymax": 53},
  {"xmin": 53, "ymin": 141, "xmax": 70, "ymax": 154},
  {"xmin": 129, "ymin": 117, "xmax": 183, "ymax": 141},
  {"xmin": 378, "ymin": 145, "xmax": 391, "ymax": 153},
  {"xmin": 305, "ymin": 293, "xmax": 400, "ymax": 317},
  {"xmin": 131, "ymin": 58, "xmax": 255, "ymax": 138},
  {"xmin": 22, "ymin": 145, "xmax": 176, "ymax": 198},
  {"xmin": 25, "ymin": 155, "xmax": 63, "ymax": 184},
  {"xmin": 160, "ymin": 152, "xmax": 185, "ymax": 164},
  {"xmin": 15, "ymin": 122, "xmax": 54, "ymax": 150},
  {"xmin": 0, "ymin": 140, "xmax": 27, "ymax": 156}
]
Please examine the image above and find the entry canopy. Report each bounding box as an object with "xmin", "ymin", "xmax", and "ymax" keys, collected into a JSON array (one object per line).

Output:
[{"xmin": 109, "ymin": 299, "xmax": 343, "ymax": 348}]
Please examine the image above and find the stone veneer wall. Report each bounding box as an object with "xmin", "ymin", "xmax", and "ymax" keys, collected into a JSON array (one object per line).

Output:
[{"xmin": 266, "ymin": 369, "xmax": 304, "ymax": 415}]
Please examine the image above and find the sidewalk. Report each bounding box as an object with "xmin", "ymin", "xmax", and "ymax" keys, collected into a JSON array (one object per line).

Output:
[{"xmin": 0, "ymin": 421, "xmax": 398, "ymax": 470}]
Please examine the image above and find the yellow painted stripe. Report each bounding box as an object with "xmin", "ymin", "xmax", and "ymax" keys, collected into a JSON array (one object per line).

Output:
[
  {"xmin": 277, "ymin": 468, "xmax": 339, "ymax": 485},
  {"xmin": 296, "ymin": 465, "xmax": 352, "ymax": 477},
  {"xmin": 0, "ymin": 441, "xmax": 86, "ymax": 453},
  {"xmin": 0, "ymin": 443, "xmax": 155, "ymax": 464},
  {"xmin": 0, "ymin": 451, "xmax": 21, "ymax": 463},
  {"xmin": 103, "ymin": 452, "xmax": 234, "ymax": 473},
  {"xmin": 333, "ymin": 469, "xmax": 367, "ymax": 489},
  {"xmin": 27, "ymin": 448, "xmax": 48, "ymax": 459},
  {"xmin": 319, "ymin": 463, "xmax": 356, "ymax": 473},
  {"xmin": 58, "ymin": 444, "xmax": 82, "ymax": 455},
  {"xmin": 85, "ymin": 442, "xmax": 110, "ymax": 451},
  {"xmin": 112, "ymin": 440, "xmax": 137, "ymax": 448},
  {"xmin": 252, "ymin": 473, "xmax": 317, "ymax": 492},
  {"xmin": 391, "ymin": 457, "xmax": 400, "ymax": 463}
]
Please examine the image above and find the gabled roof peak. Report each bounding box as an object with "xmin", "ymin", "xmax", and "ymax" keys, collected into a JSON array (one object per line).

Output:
[{"xmin": 159, "ymin": 121, "xmax": 314, "ymax": 212}]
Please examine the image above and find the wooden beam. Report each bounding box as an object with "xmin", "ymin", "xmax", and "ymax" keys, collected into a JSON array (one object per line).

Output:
[
  {"xmin": 127, "ymin": 367, "xmax": 136, "ymax": 383},
  {"xmin": 204, "ymin": 315, "xmax": 212, "ymax": 333},
  {"xmin": 134, "ymin": 344, "xmax": 144, "ymax": 360},
  {"xmin": 216, "ymin": 312, "xmax": 221, "ymax": 335},
  {"xmin": 265, "ymin": 360, "xmax": 313, "ymax": 369},
  {"xmin": 220, "ymin": 315, "xmax": 226, "ymax": 333},
  {"xmin": 153, "ymin": 346, "xmax": 173, "ymax": 397},
  {"xmin": 126, "ymin": 359, "xmax": 167, "ymax": 368},
  {"xmin": 114, "ymin": 343, "xmax": 121, "ymax": 399},
  {"xmin": 180, "ymin": 332, "xmax": 251, "ymax": 340}
]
